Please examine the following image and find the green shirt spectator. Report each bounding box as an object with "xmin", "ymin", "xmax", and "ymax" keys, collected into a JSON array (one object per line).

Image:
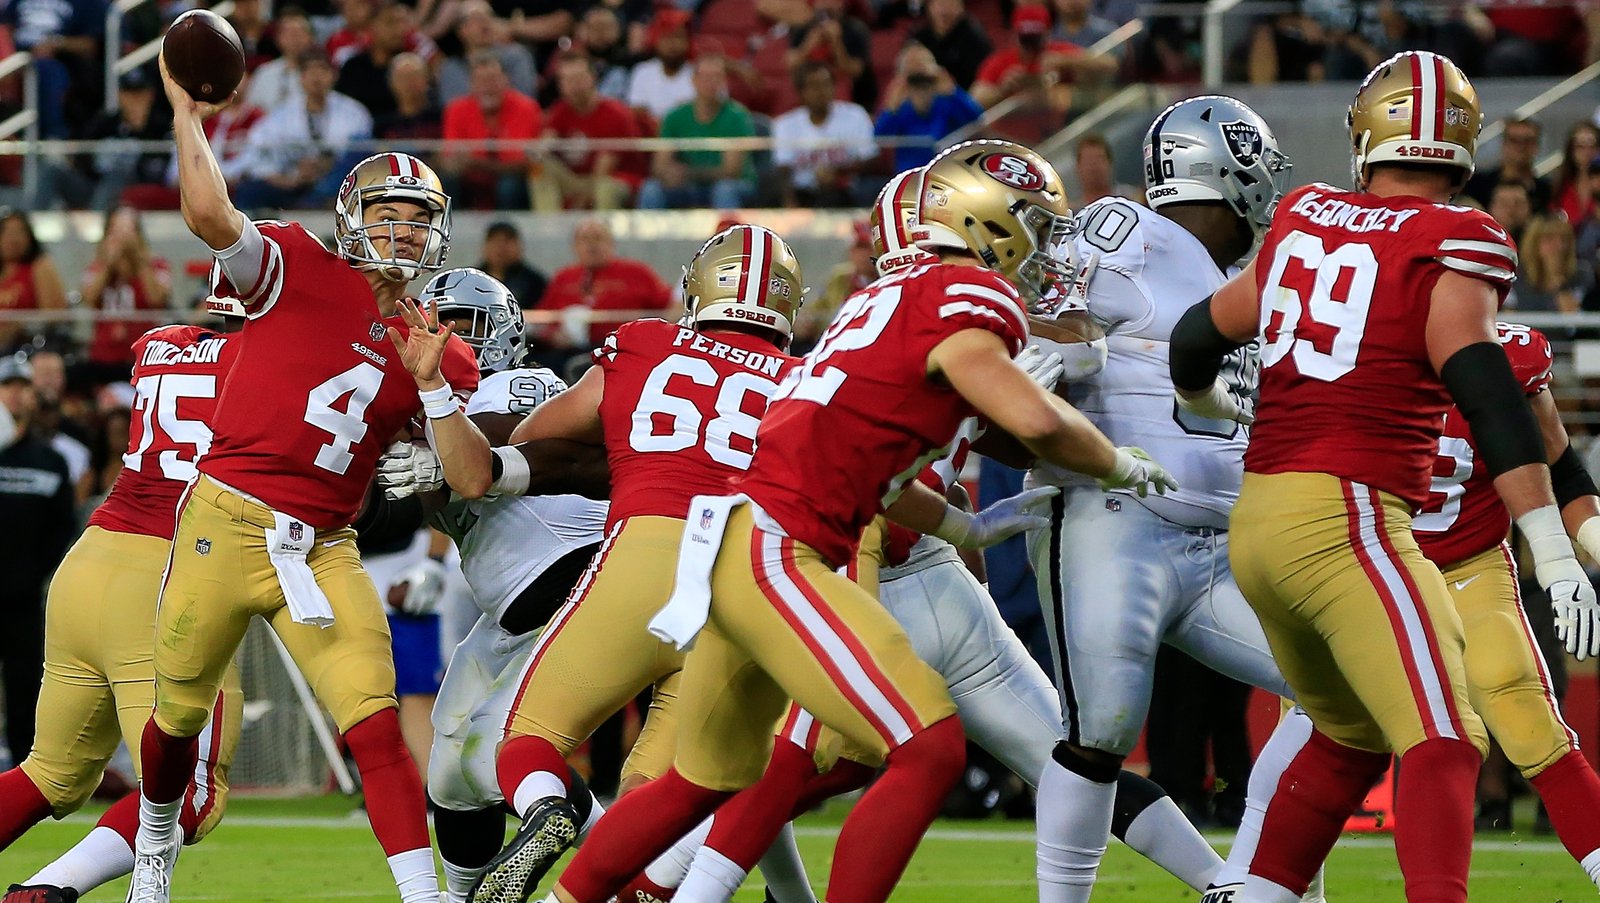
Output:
[{"xmin": 639, "ymin": 57, "xmax": 756, "ymax": 209}]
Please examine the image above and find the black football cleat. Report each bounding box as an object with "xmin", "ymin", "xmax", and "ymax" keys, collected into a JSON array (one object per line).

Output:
[
  {"xmin": 3, "ymin": 885, "xmax": 80, "ymax": 903},
  {"xmin": 470, "ymin": 796, "xmax": 579, "ymax": 903}
]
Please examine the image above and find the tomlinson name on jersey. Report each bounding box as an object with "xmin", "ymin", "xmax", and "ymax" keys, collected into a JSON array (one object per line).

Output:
[
  {"xmin": 140, "ymin": 336, "xmax": 228, "ymax": 368},
  {"xmin": 1288, "ymin": 189, "xmax": 1422, "ymax": 234},
  {"xmin": 670, "ymin": 326, "xmax": 786, "ymax": 378}
]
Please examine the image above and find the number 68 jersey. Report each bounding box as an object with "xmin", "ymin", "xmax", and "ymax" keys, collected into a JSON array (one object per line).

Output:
[{"xmin": 1245, "ymin": 182, "xmax": 1517, "ymax": 509}]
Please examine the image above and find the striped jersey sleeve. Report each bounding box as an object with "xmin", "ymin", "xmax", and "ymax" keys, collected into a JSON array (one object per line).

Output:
[
  {"xmin": 1435, "ymin": 208, "xmax": 1517, "ymax": 287},
  {"xmin": 1497, "ymin": 322, "xmax": 1553, "ymax": 394},
  {"xmin": 936, "ymin": 269, "xmax": 1030, "ymax": 356},
  {"xmin": 212, "ymin": 220, "xmax": 327, "ymax": 318}
]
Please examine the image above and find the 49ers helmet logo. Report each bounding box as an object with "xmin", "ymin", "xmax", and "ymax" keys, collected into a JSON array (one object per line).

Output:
[{"xmin": 979, "ymin": 153, "xmax": 1046, "ymax": 191}]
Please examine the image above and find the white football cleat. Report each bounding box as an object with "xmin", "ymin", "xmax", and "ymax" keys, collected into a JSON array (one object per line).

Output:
[
  {"xmin": 124, "ymin": 835, "xmax": 180, "ymax": 903},
  {"xmin": 1199, "ymin": 884, "xmax": 1241, "ymax": 903}
]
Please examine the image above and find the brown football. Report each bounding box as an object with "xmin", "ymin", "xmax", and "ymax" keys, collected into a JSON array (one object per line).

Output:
[{"xmin": 162, "ymin": 9, "xmax": 245, "ymax": 104}]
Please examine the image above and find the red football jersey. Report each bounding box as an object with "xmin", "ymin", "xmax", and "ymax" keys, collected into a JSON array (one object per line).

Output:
[
  {"xmin": 595, "ymin": 318, "xmax": 798, "ymax": 528},
  {"xmin": 90, "ymin": 324, "xmax": 241, "ymax": 539},
  {"xmin": 884, "ymin": 420, "xmax": 977, "ymax": 567},
  {"xmin": 1414, "ymin": 323, "xmax": 1553, "ymax": 567},
  {"xmin": 204, "ymin": 220, "xmax": 480, "ymax": 529},
  {"xmin": 739, "ymin": 263, "xmax": 1028, "ymax": 567},
  {"xmin": 1244, "ymin": 183, "xmax": 1517, "ymax": 509}
]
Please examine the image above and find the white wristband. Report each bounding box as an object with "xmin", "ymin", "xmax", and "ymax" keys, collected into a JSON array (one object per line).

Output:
[
  {"xmin": 1577, "ymin": 516, "xmax": 1600, "ymax": 564},
  {"xmin": 1517, "ymin": 504, "xmax": 1583, "ymax": 588},
  {"xmin": 490, "ymin": 446, "xmax": 531, "ymax": 496},
  {"xmin": 929, "ymin": 505, "xmax": 975, "ymax": 547},
  {"xmin": 420, "ymin": 383, "xmax": 456, "ymax": 420}
]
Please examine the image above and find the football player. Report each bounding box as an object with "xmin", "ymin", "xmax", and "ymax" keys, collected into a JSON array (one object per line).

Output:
[
  {"xmin": 0, "ymin": 303, "xmax": 244, "ymax": 903},
  {"xmin": 131, "ymin": 54, "xmax": 485, "ymax": 903},
  {"xmin": 532, "ymin": 139, "xmax": 1175, "ymax": 903},
  {"xmin": 1208, "ymin": 321, "xmax": 1600, "ymax": 899},
  {"xmin": 1025, "ymin": 96, "xmax": 1298, "ymax": 903},
  {"xmin": 1169, "ymin": 51, "xmax": 1600, "ymax": 903}
]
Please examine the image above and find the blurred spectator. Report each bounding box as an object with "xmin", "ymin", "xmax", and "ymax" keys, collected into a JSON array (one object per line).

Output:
[
  {"xmin": 165, "ymin": 73, "xmax": 266, "ymax": 194},
  {"xmin": 441, "ymin": 52, "xmax": 540, "ymax": 209},
  {"xmin": 478, "ymin": 221, "xmax": 549, "ymax": 308},
  {"xmin": 1051, "ymin": 0, "xmax": 1116, "ymax": 48},
  {"xmin": 336, "ymin": 1, "xmax": 420, "ymax": 114},
  {"xmin": 234, "ymin": 54, "xmax": 374, "ymax": 209},
  {"xmin": 972, "ymin": 5, "xmax": 1114, "ymax": 109},
  {"xmin": 1465, "ymin": 118, "xmax": 1551, "ymax": 213},
  {"xmin": 1484, "ymin": 2, "xmax": 1589, "ymax": 76},
  {"xmin": 1300, "ymin": 0, "xmax": 1427, "ymax": 81},
  {"xmin": 1513, "ymin": 215, "xmax": 1594, "ymax": 313},
  {"xmin": 80, "ymin": 207, "xmax": 171, "ymax": 385},
  {"xmin": 638, "ymin": 56, "xmax": 755, "ymax": 209},
  {"xmin": 626, "ymin": 8, "xmax": 696, "ymax": 121},
  {"xmin": 437, "ymin": 0, "xmax": 538, "ymax": 104},
  {"xmin": 875, "ymin": 44, "xmax": 981, "ymax": 172},
  {"xmin": 796, "ymin": 221, "xmax": 875, "ymax": 345},
  {"xmin": 377, "ymin": 52, "xmax": 445, "ymax": 143},
  {"xmin": 28, "ymin": 350, "xmax": 92, "ymax": 499},
  {"xmin": 328, "ymin": 0, "xmax": 381, "ymax": 66},
  {"xmin": 89, "ymin": 406, "xmax": 132, "ymax": 504},
  {"xmin": 771, "ymin": 63, "xmax": 877, "ymax": 208},
  {"xmin": 0, "ymin": 211, "xmax": 68, "ymax": 353},
  {"xmin": 499, "ymin": 0, "xmax": 580, "ymax": 67},
  {"xmin": 534, "ymin": 56, "xmax": 640, "ymax": 211},
  {"xmin": 537, "ymin": 219, "xmax": 672, "ymax": 353},
  {"xmin": 46, "ymin": 69, "xmax": 174, "ymax": 211},
  {"xmin": 1073, "ymin": 132, "xmax": 1139, "ymax": 205},
  {"xmin": 1489, "ymin": 181, "xmax": 1534, "ymax": 248},
  {"xmin": 910, "ymin": 0, "xmax": 993, "ymax": 90},
  {"xmin": 1, "ymin": 0, "xmax": 104, "ymax": 139},
  {"xmin": 0, "ymin": 354, "xmax": 74, "ymax": 768},
  {"xmin": 592, "ymin": 0, "xmax": 652, "ymax": 46},
  {"xmin": 246, "ymin": 8, "xmax": 316, "ymax": 111},
  {"xmin": 1554, "ymin": 122, "xmax": 1599, "ymax": 227},
  {"xmin": 1244, "ymin": 10, "xmax": 1326, "ymax": 83},
  {"xmin": 230, "ymin": 0, "xmax": 278, "ymax": 68},
  {"xmin": 787, "ymin": 0, "xmax": 877, "ymax": 109},
  {"xmin": 571, "ymin": 6, "xmax": 636, "ymax": 100}
]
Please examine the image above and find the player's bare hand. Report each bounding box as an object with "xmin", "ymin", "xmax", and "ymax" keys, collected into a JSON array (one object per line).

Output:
[
  {"xmin": 387, "ymin": 297, "xmax": 454, "ymax": 389},
  {"xmin": 158, "ymin": 51, "xmax": 237, "ymax": 120},
  {"xmin": 1100, "ymin": 446, "xmax": 1179, "ymax": 498}
]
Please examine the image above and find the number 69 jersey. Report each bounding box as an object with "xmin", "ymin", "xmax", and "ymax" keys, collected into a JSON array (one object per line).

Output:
[
  {"xmin": 1414, "ymin": 323, "xmax": 1553, "ymax": 567},
  {"xmin": 1245, "ymin": 183, "xmax": 1517, "ymax": 509},
  {"xmin": 595, "ymin": 318, "xmax": 799, "ymax": 529}
]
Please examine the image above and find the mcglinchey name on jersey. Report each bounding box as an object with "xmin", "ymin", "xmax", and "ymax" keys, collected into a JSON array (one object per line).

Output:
[
  {"xmin": 1289, "ymin": 189, "xmax": 1422, "ymax": 234},
  {"xmin": 671, "ymin": 326, "xmax": 786, "ymax": 378},
  {"xmin": 140, "ymin": 336, "xmax": 228, "ymax": 367}
]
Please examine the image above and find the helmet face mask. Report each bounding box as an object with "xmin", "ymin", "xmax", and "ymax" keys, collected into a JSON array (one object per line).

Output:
[
  {"xmin": 335, "ymin": 153, "xmax": 453, "ymax": 283},
  {"xmin": 681, "ymin": 225, "xmax": 806, "ymax": 347},
  {"xmin": 1142, "ymin": 95, "xmax": 1292, "ymax": 239},
  {"xmin": 418, "ymin": 267, "xmax": 524, "ymax": 375},
  {"xmin": 1347, "ymin": 51, "xmax": 1480, "ymax": 190}
]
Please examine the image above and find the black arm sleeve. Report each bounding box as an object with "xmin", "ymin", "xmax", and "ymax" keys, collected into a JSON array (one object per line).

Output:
[
  {"xmin": 351, "ymin": 484, "xmax": 428, "ymax": 549},
  {"xmin": 1169, "ymin": 296, "xmax": 1246, "ymax": 392},
  {"xmin": 1440, "ymin": 342, "xmax": 1546, "ymax": 477},
  {"xmin": 1552, "ymin": 443, "xmax": 1600, "ymax": 508}
]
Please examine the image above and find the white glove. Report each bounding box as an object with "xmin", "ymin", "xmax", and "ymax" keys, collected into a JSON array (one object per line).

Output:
[
  {"xmin": 932, "ymin": 486, "xmax": 1059, "ymax": 549},
  {"xmin": 376, "ymin": 441, "xmax": 444, "ymax": 500},
  {"xmin": 1015, "ymin": 345, "xmax": 1066, "ymax": 393},
  {"xmin": 390, "ymin": 558, "xmax": 447, "ymax": 616},
  {"xmin": 1100, "ymin": 446, "xmax": 1179, "ymax": 498},
  {"xmin": 1176, "ymin": 379, "xmax": 1255, "ymax": 425},
  {"xmin": 1520, "ymin": 506, "xmax": 1600, "ymax": 660}
]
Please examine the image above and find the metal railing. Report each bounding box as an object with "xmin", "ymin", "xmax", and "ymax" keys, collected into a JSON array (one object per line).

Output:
[
  {"xmin": 1036, "ymin": 82, "xmax": 1160, "ymax": 159},
  {"xmin": 1478, "ymin": 57, "xmax": 1600, "ymax": 179},
  {"xmin": 106, "ymin": 0, "xmax": 235, "ymax": 112},
  {"xmin": 0, "ymin": 52, "xmax": 38, "ymax": 200}
]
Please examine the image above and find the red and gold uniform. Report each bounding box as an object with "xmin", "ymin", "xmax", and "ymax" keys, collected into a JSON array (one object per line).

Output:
[
  {"xmin": 1229, "ymin": 181, "xmax": 1516, "ymax": 756},
  {"xmin": 1412, "ymin": 323, "xmax": 1577, "ymax": 776},
  {"xmin": 23, "ymin": 325, "xmax": 241, "ymax": 835}
]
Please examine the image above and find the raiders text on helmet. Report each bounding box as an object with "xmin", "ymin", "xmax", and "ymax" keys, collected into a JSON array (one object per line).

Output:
[
  {"xmin": 335, "ymin": 153, "xmax": 453, "ymax": 282},
  {"xmin": 1347, "ymin": 51, "xmax": 1481, "ymax": 189},
  {"xmin": 871, "ymin": 168, "xmax": 938, "ymax": 276},
  {"xmin": 1143, "ymin": 95, "xmax": 1292, "ymax": 237},
  {"xmin": 682, "ymin": 225, "xmax": 806, "ymax": 345},
  {"xmin": 419, "ymin": 267, "xmax": 526, "ymax": 375},
  {"xmin": 914, "ymin": 140, "xmax": 1073, "ymax": 300}
]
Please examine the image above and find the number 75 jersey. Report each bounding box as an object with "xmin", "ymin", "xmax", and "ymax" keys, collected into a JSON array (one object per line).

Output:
[{"xmin": 1244, "ymin": 183, "xmax": 1517, "ymax": 510}]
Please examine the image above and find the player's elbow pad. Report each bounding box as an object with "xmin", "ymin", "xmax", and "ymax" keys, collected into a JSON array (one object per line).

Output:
[
  {"xmin": 1169, "ymin": 297, "xmax": 1244, "ymax": 392},
  {"xmin": 1441, "ymin": 342, "xmax": 1546, "ymax": 477},
  {"xmin": 1551, "ymin": 443, "xmax": 1600, "ymax": 509}
]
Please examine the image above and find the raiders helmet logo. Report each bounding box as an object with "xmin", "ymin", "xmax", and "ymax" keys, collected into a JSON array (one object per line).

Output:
[
  {"xmin": 979, "ymin": 153, "xmax": 1046, "ymax": 192},
  {"xmin": 1221, "ymin": 120, "xmax": 1264, "ymax": 167},
  {"xmin": 370, "ymin": 322, "xmax": 386, "ymax": 342}
]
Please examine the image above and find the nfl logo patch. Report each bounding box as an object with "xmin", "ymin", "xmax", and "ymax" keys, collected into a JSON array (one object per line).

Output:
[
  {"xmin": 195, "ymin": 537, "xmax": 212, "ymax": 556},
  {"xmin": 370, "ymin": 322, "xmax": 386, "ymax": 342},
  {"xmin": 700, "ymin": 508, "xmax": 715, "ymax": 530},
  {"xmin": 288, "ymin": 521, "xmax": 304, "ymax": 542},
  {"xmin": 1105, "ymin": 498, "xmax": 1121, "ymax": 512}
]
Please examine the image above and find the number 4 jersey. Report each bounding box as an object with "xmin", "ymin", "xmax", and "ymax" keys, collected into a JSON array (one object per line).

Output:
[
  {"xmin": 1246, "ymin": 182, "xmax": 1517, "ymax": 509},
  {"xmin": 1414, "ymin": 323, "xmax": 1553, "ymax": 567}
]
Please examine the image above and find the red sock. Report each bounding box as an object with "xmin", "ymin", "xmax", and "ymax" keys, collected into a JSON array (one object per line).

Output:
[
  {"xmin": 616, "ymin": 873, "xmax": 677, "ymax": 902},
  {"xmin": 1247, "ymin": 728, "xmax": 1389, "ymax": 894},
  {"xmin": 1395, "ymin": 738, "xmax": 1479, "ymax": 903},
  {"xmin": 791, "ymin": 758, "xmax": 875, "ymax": 816},
  {"xmin": 557, "ymin": 769, "xmax": 732, "ymax": 903},
  {"xmin": 0, "ymin": 767, "xmax": 52, "ymax": 850},
  {"xmin": 826, "ymin": 717, "xmax": 965, "ymax": 903},
  {"xmin": 1530, "ymin": 749, "xmax": 1600, "ymax": 865},
  {"xmin": 495, "ymin": 734, "xmax": 570, "ymax": 805},
  {"xmin": 140, "ymin": 718, "xmax": 199, "ymax": 805},
  {"xmin": 697, "ymin": 739, "xmax": 816, "ymax": 873},
  {"xmin": 344, "ymin": 709, "xmax": 430, "ymax": 856},
  {"xmin": 96, "ymin": 792, "xmax": 140, "ymax": 845}
]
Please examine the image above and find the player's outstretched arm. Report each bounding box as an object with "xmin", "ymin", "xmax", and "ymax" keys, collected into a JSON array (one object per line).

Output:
[
  {"xmin": 509, "ymin": 364, "xmax": 605, "ymax": 445},
  {"xmin": 390, "ymin": 298, "xmax": 495, "ymax": 498},
  {"xmin": 159, "ymin": 51, "xmax": 245, "ymax": 252},
  {"xmin": 1529, "ymin": 389, "xmax": 1600, "ymax": 561},
  {"xmin": 1171, "ymin": 260, "xmax": 1260, "ymax": 423}
]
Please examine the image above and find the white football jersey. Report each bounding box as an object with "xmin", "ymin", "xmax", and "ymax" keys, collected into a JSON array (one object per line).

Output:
[
  {"xmin": 435, "ymin": 367, "xmax": 609, "ymax": 620},
  {"xmin": 1032, "ymin": 199, "xmax": 1256, "ymax": 528}
]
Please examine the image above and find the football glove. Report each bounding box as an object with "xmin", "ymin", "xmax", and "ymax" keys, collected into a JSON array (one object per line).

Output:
[
  {"xmin": 1521, "ymin": 505, "xmax": 1600, "ymax": 660},
  {"xmin": 1100, "ymin": 447, "xmax": 1179, "ymax": 498},
  {"xmin": 376, "ymin": 441, "xmax": 444, "ymax": 500},
  {"xmin": 1175, "ymin": 379, "xmax": 1255, "ymax": 425},
  {"xmin": 390, "ymin": 558, "xmax": 447, "ymax": 617},
  {"xmin": 932, "ymin": 486, "xmax": 1059, "ymax": 549},
  {"xmin": 1015, "ymin": 345, "xmax": 1066, "ymax": 394}
]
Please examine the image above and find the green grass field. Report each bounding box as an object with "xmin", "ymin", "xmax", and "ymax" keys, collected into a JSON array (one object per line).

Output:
[{"xmin": 0, "ymin": 795, "xmax": 1589, "ymax": 901}]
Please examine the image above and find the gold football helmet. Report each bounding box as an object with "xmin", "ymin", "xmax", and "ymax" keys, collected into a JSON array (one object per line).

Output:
[
  {"xmin": 1348, "ymin": 51, "xmax": 1481, "ymax": 190},
  {"xmin": 682, "ymin": 225, "xmax": 805, "ymax": 346},
  {"xmin": 915, "ymin": 139, "xmax": 1072, "ymax": 299},
  {"xmin": 871, "ymin": 168, "xmax": 937, "ymax": 276},
  {"xmin": 334, "ymin": 152, "xmax": 453, "ymax": 282}
]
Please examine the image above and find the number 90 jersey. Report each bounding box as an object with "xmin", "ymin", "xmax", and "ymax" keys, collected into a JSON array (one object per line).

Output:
[
  {"xmin": 594, "ymin": 318, "xmax": 798, "ymax": 529},
  {"xmin": 1245, "ymin": 183, "xmax": 1517, "ymax": 509},
  {"xmin": 1414, "ymin": 323, "xmax": 1553, "ymax": 567},
  {"xmin": 739, "ymin": 264, "xmax": 1030, "ymax": 568}
]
